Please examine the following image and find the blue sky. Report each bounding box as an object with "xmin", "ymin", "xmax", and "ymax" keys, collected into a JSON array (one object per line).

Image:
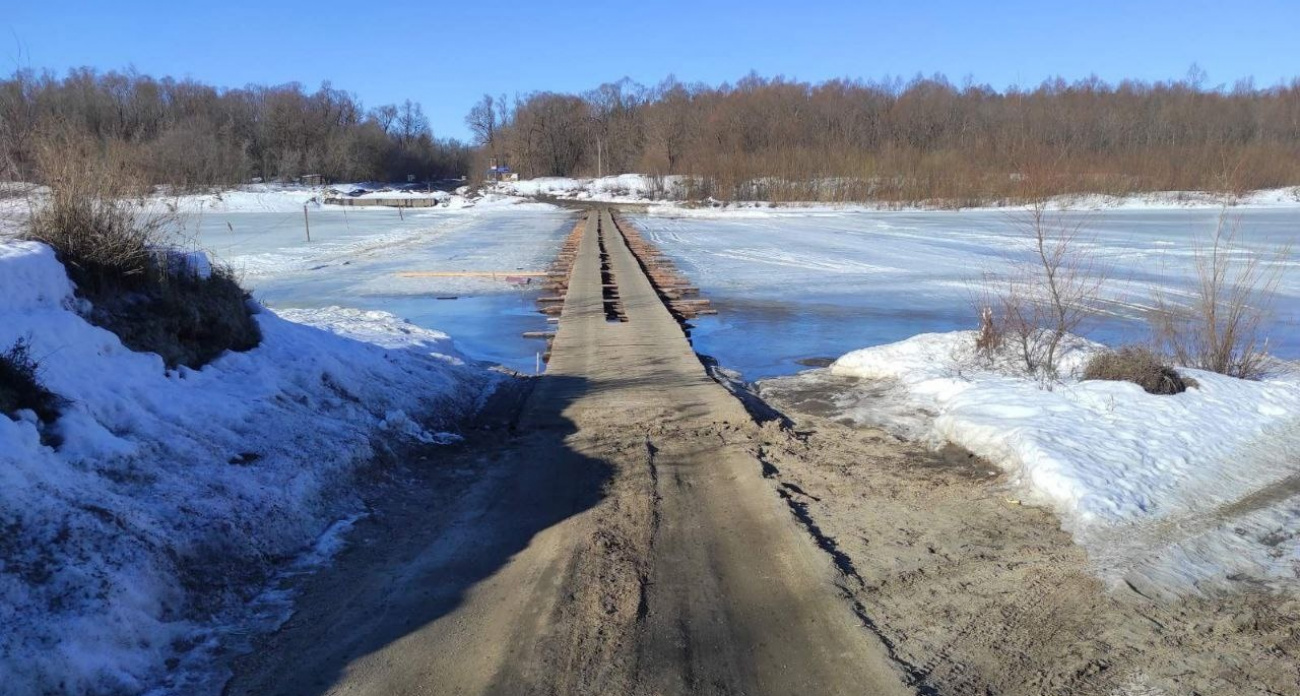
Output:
[{"xmin": 5, "ymin": 1, "xmax": 1298, "ymax": 140}]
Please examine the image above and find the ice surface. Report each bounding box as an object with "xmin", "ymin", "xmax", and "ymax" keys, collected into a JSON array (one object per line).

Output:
[
  {"xmin": 170, "ymin": 192, "xmax": 575, "ymax": 373},
  {"xmin": 631, "ymin": 206, "xmax": 1300, "ymax": 379}
]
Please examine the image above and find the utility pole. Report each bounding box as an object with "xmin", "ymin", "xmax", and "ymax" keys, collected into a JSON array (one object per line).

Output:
[{"xmin": 585, "ymin": 115, "xmax": 606, "ymax": 180}]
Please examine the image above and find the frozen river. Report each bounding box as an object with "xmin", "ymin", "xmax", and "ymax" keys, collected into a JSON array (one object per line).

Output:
[
  {"xmin": 184, "ymin": 201, "xmax": 575, "ymax": 373},
  {"xmin": 632, "ymin": 206, "xmax": 1300, "ymax": 380},
  {"xmin": 180, "ymin": 195, "xmax": 1298, "ymax": 381}
]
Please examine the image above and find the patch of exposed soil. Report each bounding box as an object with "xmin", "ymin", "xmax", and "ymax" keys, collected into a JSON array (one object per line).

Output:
[{"xmin": 754, "ymin": 389, "xmax": 1300, "ymax": 696}]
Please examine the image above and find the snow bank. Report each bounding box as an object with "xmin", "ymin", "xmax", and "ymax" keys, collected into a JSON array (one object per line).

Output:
[
  {"xmin": 0, "ymin": 241, "xmax": 499, "ymax": 695},
  {"xmin": 493, "ymin": 174, "xmax": 683, "ymax": 202},
  {"xmin": 492, "ymin": 174, "xmax": 1300, "ymax": 214},
  {"xmin": 830, "ymin": 332, "xmax": 1300, "ymax": 593},
  {"xmin": 144, "ymin": 183, "xmax": 550, "ymax": 217},
  {"xmin": 642, "ymin": 187, "xmax": 1300, "ymax": 218}
]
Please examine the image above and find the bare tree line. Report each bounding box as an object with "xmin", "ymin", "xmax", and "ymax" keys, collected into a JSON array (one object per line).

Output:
[
  {"xmin": 473, "ymin": 71, "xmax": 1300, "ymax": 202},
  {"xmin": 0, "ymin": 68, "xmax": 472, "ymax": 188},
  {"xmin": 6, "ymin": 67, "xmax": 1299, "ymax": 200}
]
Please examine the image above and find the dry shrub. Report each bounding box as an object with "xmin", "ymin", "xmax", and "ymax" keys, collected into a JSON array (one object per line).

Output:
[
  {"xmin": 1151, "ymin": 211, "xmax": 1289, "ymax": 380},
  {"xmin": 978, "ymin": 197, "xmax": 1107, "ymax": 378},
  {"xmin": 23, "ymin": 126, "xmax": 261, "ymax": 369},
  {"xmin": 974, "ymin": 305, "xmax": 1003, "ymax": 354},
  {"xmin": 24, "ymin": 124, "xmax": 160, "ymax": 280},
  {"xmin": 1082, "ymin": 346, "xmax": 1189, "ymax": 395},
  {"xmin": 0, "ymin": 338, "xmax": 64, "ymax": 422},
  {"xmin": 86, "ymin": 265, "xmax": 262, "ymax": 369}
]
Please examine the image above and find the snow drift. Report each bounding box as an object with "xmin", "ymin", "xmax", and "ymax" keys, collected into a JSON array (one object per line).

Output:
[
  {"xmin": 828, "ymin": 331, "xmax": 1300, "ymax": 594},
  {"xmin": 0, "ymin": 241, "xmax": 499, "ymax": 695}
]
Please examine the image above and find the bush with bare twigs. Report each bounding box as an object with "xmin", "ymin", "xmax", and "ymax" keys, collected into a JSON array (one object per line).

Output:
[
  {"xmin": 976, "ymin": 198, "xmax": 1107, "ymax": 378},
  {"xmin": 25, "ymin": 129, "xmax": 164, "ymax": 290},
  {"xmin": 1082, "ymin": 346, "xmax": 1191, "ymax": 395},
  {"xmin": 22, "ymin": 128, "xmax": 262, "ymax": 369},
  {"xmin": 1150, "ymin": 211, "xmax": 1289, "ymax": 380}
]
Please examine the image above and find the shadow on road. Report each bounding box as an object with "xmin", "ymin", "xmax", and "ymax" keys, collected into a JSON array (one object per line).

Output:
[{"xmin": 222, "ymin": 374, "xmax": 611, "ymax": 696}]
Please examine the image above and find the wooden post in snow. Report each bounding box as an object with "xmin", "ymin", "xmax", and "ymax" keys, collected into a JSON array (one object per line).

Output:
[{"xmin": 303, "ymin": 205, "xmax": 311, "ymax": 242}]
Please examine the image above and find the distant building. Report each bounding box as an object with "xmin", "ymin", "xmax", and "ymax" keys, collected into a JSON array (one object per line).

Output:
[
  {"xmin": 488, "ymin": 165, "xmax": 517, "ymax": 182},
  {"xmin": 488, "ymin": 157, "xmax": 516, "ymax": 182},
  {"xmin": 299, "ymin": 174, "xmax": 323, "ymax": 186}
]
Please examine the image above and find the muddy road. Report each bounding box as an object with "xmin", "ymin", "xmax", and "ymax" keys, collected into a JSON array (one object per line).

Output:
[{"xmin": 225, "ymin": 210, "xmax": 1299, "ymax": 696}]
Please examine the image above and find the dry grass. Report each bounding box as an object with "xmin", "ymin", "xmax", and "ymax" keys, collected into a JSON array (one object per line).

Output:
[
  {"xmin": 23, "ymin": 126, "xmax": 262, "ymax": 369},
  {"xmin": 84, "ymin": 264, "xmax": 262, "ymax": 369},
  {"xmin": 0, "ymin": 338, "xmax": 63, "ymax": 422},
  {"xmin": 974, "ymin": 305, "xmax": 1003, "ymax": 355},
  {"xmin": 1082, "ymin": 346, "xmax": 1190, "ymax": 395}
]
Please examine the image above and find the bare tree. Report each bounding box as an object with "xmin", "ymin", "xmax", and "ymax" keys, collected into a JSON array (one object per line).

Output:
[
  {"xmin": 465, "ymin": 94, "xmax": 497, "ymax": 150},
  {"xmin": 369, "ymin": 104, "xmax": 398, "ymax": 136},
  {"xmin": 10, "ymin": 65, "xmax": 1300, "ymax": 195},
  {"xmin": 395, "ymin": 99, "xmax": 430, "ymax": 145}
]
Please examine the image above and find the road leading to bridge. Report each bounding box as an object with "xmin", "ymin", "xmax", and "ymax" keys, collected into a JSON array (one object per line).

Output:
[{"xmin": 225, "ymin": 209, "xmax": 911, "ymax": 696}]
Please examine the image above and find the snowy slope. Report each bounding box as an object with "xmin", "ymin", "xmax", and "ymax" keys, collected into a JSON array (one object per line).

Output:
[
  {"xmin": 0, "ymin": 241, "xmax": 499, "ymax": 695},
  {"xmin": 829, "ymin": 332, "xmax": 1300, "ymax": 594}
]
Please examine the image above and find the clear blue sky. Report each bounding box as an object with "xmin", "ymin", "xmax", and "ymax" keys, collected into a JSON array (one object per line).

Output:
[{"xmin": 5, "ymin": 1, "xmax": 1298, "ymax": 140}]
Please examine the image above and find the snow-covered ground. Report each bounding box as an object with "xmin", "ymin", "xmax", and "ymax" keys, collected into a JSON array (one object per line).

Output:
[
  {"xmin": 818, "ymin": 332, "xmax": 1300, "ymax": 596},
  {"xmin": 0, "ymin": 241, "xmax": 500, "ymax": 695},
  {"xmin": 491, "ymin": 174, "xmax": 1300, "ymax": 211},
  {"xmin": 631, "ymin": 205, "xmax": 1300, "ymax": 379},
  {"xmin": 492, "ymin": 174, "xmax": 679, "ymax": 202}
]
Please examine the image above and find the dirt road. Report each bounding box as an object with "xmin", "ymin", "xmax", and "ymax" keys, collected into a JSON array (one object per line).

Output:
[{"xmin": 225, "ymin": 210, "xmax": 911, "ymax": 695}]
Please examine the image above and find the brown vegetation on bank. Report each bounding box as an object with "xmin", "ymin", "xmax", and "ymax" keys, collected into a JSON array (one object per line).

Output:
[
  {"xmin": 1151, "ymin": 212, "xmax": 1290, "ymax": 379},
  {"xmin": 22, "ymin": 129, "xmax": 262, "ymax": 369},
  {"xmin": 4, "ymin": 68, "xmax": 1299, "ymax": 201},
  {"xmin": 1082, "ymin": 346, "xmax": 1190, "ymax": 395},
  {"xmin": 473, "ymin": 71, "xmax": 1300, "ymax": 202},
  {"xmin": 0, "ymin": 338, "xmax": 63, "ymax": 423}
]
